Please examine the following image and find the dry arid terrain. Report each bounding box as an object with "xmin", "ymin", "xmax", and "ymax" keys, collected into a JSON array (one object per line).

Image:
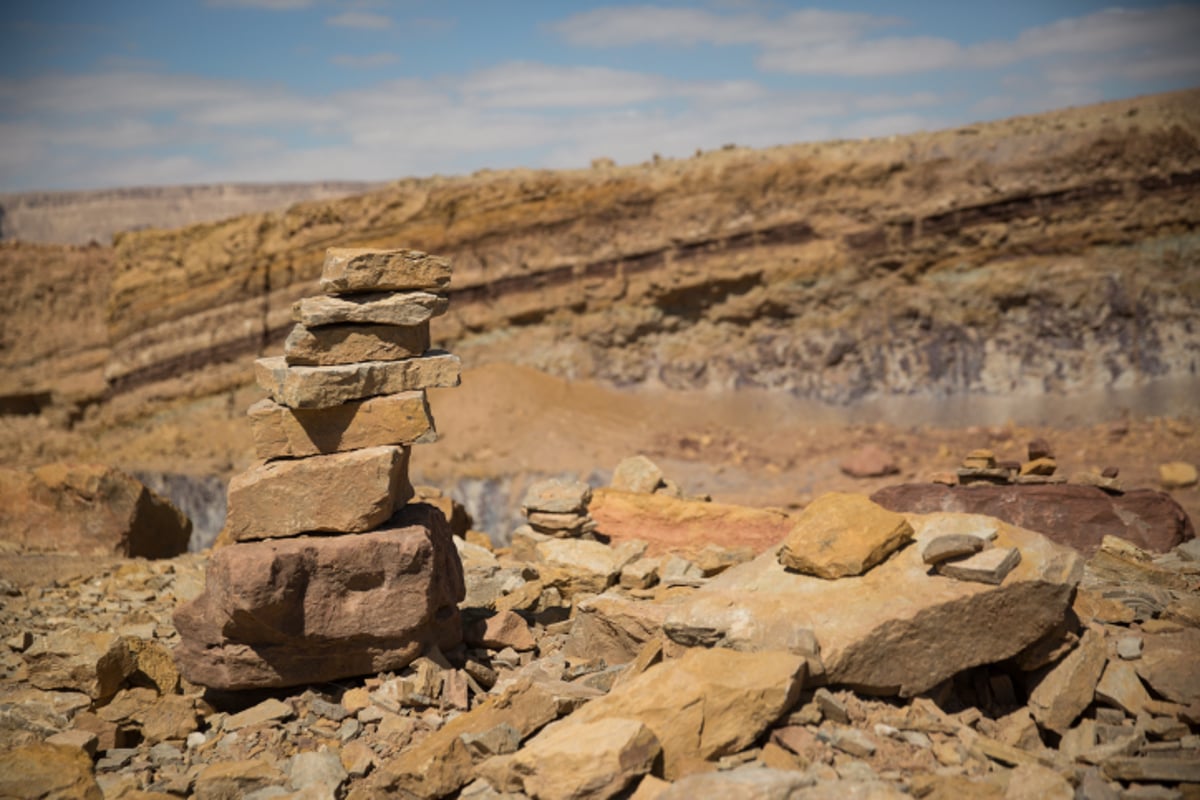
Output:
[{"xmin": 1, "ymin": 89, "xmax": 1199, "ymax": 800}]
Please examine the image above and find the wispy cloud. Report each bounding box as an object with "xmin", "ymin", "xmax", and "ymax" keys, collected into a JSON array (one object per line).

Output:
[
  {"xmin": 326, "ymin": 11, "xmax": 393, "ymax": 30},
  {"xmin": 331, "ymin": 52, "xmax": 399, "ymax": 69}
]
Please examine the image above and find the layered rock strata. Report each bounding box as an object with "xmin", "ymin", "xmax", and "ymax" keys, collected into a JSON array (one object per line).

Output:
[{"xmin": 174, "ymin": 248, "xmax": 465, "ymax": 690}]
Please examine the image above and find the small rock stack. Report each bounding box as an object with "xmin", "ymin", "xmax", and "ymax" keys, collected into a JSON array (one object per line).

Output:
[
  {"xmin": 520, "ymin": 479, "xmax": 596, "ymax": 539},
  {"xmin": 174, "ymin": 248, "xmax": 466, "ymax": 691}
]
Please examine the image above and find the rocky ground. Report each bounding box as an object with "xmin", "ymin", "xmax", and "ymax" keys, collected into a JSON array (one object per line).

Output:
[{"xmin": 1, "ymin": 453, "xmax": 1198, "ymax": 800}]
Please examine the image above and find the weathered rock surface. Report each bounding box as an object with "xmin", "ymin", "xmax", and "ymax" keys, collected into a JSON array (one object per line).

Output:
[
  {"xmin": 247, "ymin": 393, "xmax": 435, "ymax": 459},
  {"xmin": 320, "ymin": 247, "xmax": 452, "ymax": 294},
  {"xmin": 1159, "ymin": 461, "xmax": 1199, "ymax": 489},
  {"xmin": 611, "ymin": 455, "xmax": 666, "ymax": 494},
  {"xmin": 255, "ymin": 352, "xmax": 461, "ymax": 408},
  {"xmin": 0, "ymin": 742, "xmax": 103, "ymax": 800},
  {"xmin": 292, "ymin": 291, "xmax": 448, "ymax": 327},
  {"xmin": 1133, "ymin": 629, "xmax": 1200, "ymax": 705},
  {"xmin": 173, "ymin": 503, "xmax": 465, "ymax": 689},
  {"xmin": 23, "ymin": 630, "xmax": 136, "ymax": 701},
  {"xmin": 936, "ymin": 546, "xmax": 1021, "ymax": 585},
  {"xmin": 484, "ymin": 717, "xmax": 660, "ymax": 800},
  {"xmin": 0, "ymin": 464, "xmax": 191, "ymax": 558},
  {"xmin": 665, "ymin": 512, "xmax": 1082, "ymax": 696},
  {"xmin": 871, "ymin": 483, "xmax": 1194, "ymax": 555},
  {"xmin": 225, "ymin": 445, "xmax": 412, "ymax": 541},
  {"xmin": 590, "ymin": 489, "xmax": 794, "ymax": 557},
  {"xmin": 778, "ymin": 493, "xmax": 913, "ymax": 579},
  {"xmin": 565, "ymin": 647, "xmax": 806, "ymax": 778},
  {"xmin": 284, "ymin": 321, "xmax": 430, "ymax": 366},
  {"xmin": 840, "ymin": 445, "xmax": 899, "ymax": 479},
  {"xmin": 1026, "ymin": 627, "xmax": 1107, "ymax": 733},
  {"xmin": 522, "ymin": 479, "xmax": 592, "ymax": 515},
  {"xmin": 564, "ymin": 593, "xmax": 673, "ymax": 665}
]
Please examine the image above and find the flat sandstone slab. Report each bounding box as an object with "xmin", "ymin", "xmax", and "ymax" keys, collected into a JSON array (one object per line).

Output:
[
  {"xmin": 174, "ymin": 503, "xmax": 465, "ymax": 690},
  {"xmin": 321, "ymin": 248, "xmax": 451, "ymax": 294},
  {"xmin": 292, "ymin": 292, "xmax": 447, "ymax": 328},
  {"xmin": 225, "ymin": 445, "xmax": 413, "ymax": 541},
  {"xmin": 778, "ymin": 492, "xmax": 913, "ymax": 579},
  {"xmin": 255, "ymin": 353, "xmax": 461, "ymax": 409},
  {"xmin": 284, "ymin": 322, "xmax": 430, "ymax": 366},
  {"xmin": 248, "ymin": 392, "xmax": 435, "ymax": 459}
]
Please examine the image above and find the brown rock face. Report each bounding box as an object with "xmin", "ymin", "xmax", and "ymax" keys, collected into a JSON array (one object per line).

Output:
[
  {"xmin": 870, "ymin": 483, "xmax": 1194, "ymax": 555},
  {"xmin": 173, "ymin": 503, "xmax": 465, "ymax": 690},
  {"xmin": 0, "ymin": 742, "xmax": 103, "ymax": 800},
  {"xmin": 0, "ymin": 463, "xmax": 191, "ymax": 557},
  {"xmin": 590, "ymin": 489, "xmax": 793, "ymax": 558},
  {"xmin": 225, "ymin": 445, "xmax": 413, "ymax": 541},
  {"xmin": 284, "ymin": 322, "xmax": 430, "ymax": 366},
  {"xmin": 247, "ymin": 393, "xmax": 435, "ymax": 459}
]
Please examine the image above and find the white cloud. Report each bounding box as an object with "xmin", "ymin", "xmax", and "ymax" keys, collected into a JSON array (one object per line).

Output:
[
  {"xmin": 331, "ymin": 53, "xmax": 399, "ymax": 69},
  {"xmin": 461, "ymin": 63, "xmax": 668, "ymax": 108},
  {"xmin": 326, "ymin": 11, "xmax": 393, "ymax": 30}
]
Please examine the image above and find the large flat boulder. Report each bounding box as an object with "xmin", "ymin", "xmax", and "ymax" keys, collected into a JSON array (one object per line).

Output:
[
  {"xmin": 247, "ymin": 393, "xmax": 435, "ymax": 459},
  {"xmin": 590, "ymin": 489, "xmax": 794, "ymax": 557},
  {"xmin": 0, "ymin": 463, "xmax": 191, "ymax": 558},
  {"xmin": 870, "ymin": 483, "xmax": 1193, "ymax": 555},
  {"xmin": 225, "ymin": 445, "xmax": 413, "ymax": 541},
  {"xmin": 174, "ymin": 503, "xmax": 465, "ymax": 690},
  {"xmin": 663, "ymin": 511, "xmax": 1083, "ymax": 696},
  {"xmin": 255, "ymin": 353, "xmax": 461, "ymax": 409}
]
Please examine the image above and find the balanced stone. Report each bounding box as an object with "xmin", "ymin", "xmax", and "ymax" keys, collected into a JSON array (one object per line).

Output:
[
  {"xmin": 255, "ymin": 353, "xmax": 461, "ymax": 409},
  {"xmin": 293, "ymin": 292, "xmax": 448, "ymax": 328},
  {"xmin": 285, "ymin": 322, "xmax": 430, "ymax": 366},
  {"xmin": 921, "ymin": 533, "xmax": 985, "ymax": 565},
  {"xmin": 225, "ymin": 445, "xmax": 413, "ymax": 541},
  {"xmin": 173, "ymin": 504, "xmax": 465, "ymax": 690},
  {"xmin": 778, "ymin": 492, "xmax": 913, "ymax": 579},
  {"xmin": 248, "ymin": 393, "xmax": 435, "ymax": 459},
  {"xmin": 936, "ymin": 546, "xmax": 1021, "ymax": 585},
  {"xmin": 320, "ymin": 248, "xmax": 452, "ymax": 294}
]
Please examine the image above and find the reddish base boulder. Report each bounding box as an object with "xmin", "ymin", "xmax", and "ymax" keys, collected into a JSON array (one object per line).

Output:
[
  {"xmin": 173, "ymin": 503, "xmax": 465, "ymax": 690},
  {"xmin": 870, "ymin": 483, "xmax": 1193, "ymax": 556}
]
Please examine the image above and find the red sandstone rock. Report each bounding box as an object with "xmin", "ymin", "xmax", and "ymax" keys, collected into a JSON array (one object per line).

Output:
[
  {"xmin": 0, "ymin": 463, "xmax": 191, "ymax": 557},
  {"xmin": 173, "ymin": 503, "xmax": 465, "ymax": 690},
  {"xmin": 839, "ymin": 445, "xmax": 899, "ymax": 478},
  {"xmin": 869, "ymin": 483, "xmax": 1193, "ymax": 556}
]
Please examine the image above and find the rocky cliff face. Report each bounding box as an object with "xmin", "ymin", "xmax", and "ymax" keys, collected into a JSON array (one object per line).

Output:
[{"xmin": 2, "ymin": 90, "xmax": 1198, "ymax": 467}]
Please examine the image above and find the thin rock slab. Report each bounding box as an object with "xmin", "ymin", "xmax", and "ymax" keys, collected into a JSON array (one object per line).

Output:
[
  {"xmin": 292, "ymin": 291, "xmax": 448, "ymax": 327},
  {"xmin": 225, "ymin": 445, "xmax": 412, "ymax": 541},
  {"xmin": 320, "ymin": 247, "xmax": 452, "ymax": 294},
  {"xmin": 248, "ymin": 393, "xmax": 435, "ymax": 459},
  {"xmin": 778, "ymin": 492, "xmax": 914, "ymax": 579},
  {"xmin": 255, "ymin": 353, "xmax": 461, "ymax": 409},
  {"xmin": 173, "ymin": 503, "xmax": 465, "ymax": 690},
  {"xmin": 663, "ymin": 512, "xmax": 1083, "ymax": 696},
  {"xmin": 284, "ymin": 321, "xmax": 430, "ymax": 366},
  {"xmin": 1027, "ymin": 627, "xmax": 1108, "ymax": 733},
  {"xmin": 936, "ymin": 546, "xmax": 1021, "ymax": 585}
]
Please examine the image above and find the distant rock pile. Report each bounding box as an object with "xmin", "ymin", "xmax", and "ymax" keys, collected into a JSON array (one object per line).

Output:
[{"xmin": 173, "ymin": 248, "xmax": 466, "ymax": 690}]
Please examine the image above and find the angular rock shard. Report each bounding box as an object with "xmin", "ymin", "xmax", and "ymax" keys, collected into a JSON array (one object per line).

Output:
[
  {"xmin": 173, "ymin": 503, "xmax": 465, "ymax": 690},
  {"xmin": 664, "ymin": 512, "xmax": 1083, "ymax": 696},
  {"xmin": 292, "ymin": 292, "xmax": 448, "ymax": 328},
  {"xmin": 320, "ymin": 248, "xmax": 452, "ymax": 294},
  {"xmin": 248, "ymin": 393, "xmax": 435, "ymax": 459},
  {"xmin": 225, "ymin": 446, "xmax": 412, "ymax": 541},
  {"xmin": 778, "ymin": 492, "xmax": 913, "ymax": 579},
  {"xmin": 255, "ymin": 353, "xmax": 461, "ymax": 409},
  {"xmin": 284, "ymin": 322, "xmax": 430, "ymax": 366}
]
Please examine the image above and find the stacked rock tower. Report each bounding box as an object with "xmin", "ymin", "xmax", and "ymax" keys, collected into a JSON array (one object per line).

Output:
[{"xmin": 174, "ymin": 248, "xmax": 466, "ymax": 691}]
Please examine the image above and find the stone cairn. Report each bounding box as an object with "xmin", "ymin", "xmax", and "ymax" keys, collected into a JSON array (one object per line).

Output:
[{"xmin": 174, "ymin": 248, "xmax": 466, "ymax": 691}]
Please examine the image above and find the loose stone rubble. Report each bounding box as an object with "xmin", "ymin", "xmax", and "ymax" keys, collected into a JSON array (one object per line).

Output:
[
  {"xmin": 174, "ymin": 247, "xmax": 465, "ymax": 690},
  {"xmin": 2, "ymin": 438, "xmax": 1198, "ymax": 799}
]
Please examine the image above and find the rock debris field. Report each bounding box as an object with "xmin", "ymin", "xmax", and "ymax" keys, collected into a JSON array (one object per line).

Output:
[{"xmin": 1, "ymin": 249, "xmax": 1199, "ymax": 800}]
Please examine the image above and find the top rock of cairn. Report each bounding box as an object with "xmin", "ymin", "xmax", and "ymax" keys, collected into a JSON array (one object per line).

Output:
[{"xmin": 174, "ymin": 247, "xmax": 465, "ymax": 691}]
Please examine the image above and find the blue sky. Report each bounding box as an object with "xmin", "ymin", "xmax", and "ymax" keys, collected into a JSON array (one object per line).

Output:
[{"xmin": 2, "ymin": 1, "xmax": 1198, "ymax": 192}]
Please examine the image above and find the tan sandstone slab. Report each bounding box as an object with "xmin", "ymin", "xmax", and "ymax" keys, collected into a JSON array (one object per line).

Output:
[
  {"xmin": 225, "ymin": 445, "xmax": 412, "ymax": 541},
  {"xmin": 255, "ymin": 353, "xmax": 461, "ymax": 409},
  {"xmin": 320, "ymin": 247, "xmax": 451, "ymax": 294},
  {"xmin": 284, "ymin": 321, "xmax": 430, "ymax": 366},
  {"xmin": 1027, "ymin": 627, "xmax": 1107, "ymax": 733},
  {"xmin": 663, "ymin": 512, "xmax": 1083, "ymax": 696},
  {"xmin": 174, "ymin": 503, "xmax": 465, "ymax": 690},
  {"xmin": 248, "ymin": 393, "xmax": 435, "ymax": 459},
  {"xmin": 778, "ymin": 492, "xmax": 914, "ymax": 579},
  {"xmin": 565, "ymin": 647, "xmax": 806, "ymax": 779},
  {"xmin": 292, "ymin": 291, "xmax": 447, "ymax": 327},
  {"xmin": 589, "ymin": 488, "xmax": 794, "ymax": 558}
]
